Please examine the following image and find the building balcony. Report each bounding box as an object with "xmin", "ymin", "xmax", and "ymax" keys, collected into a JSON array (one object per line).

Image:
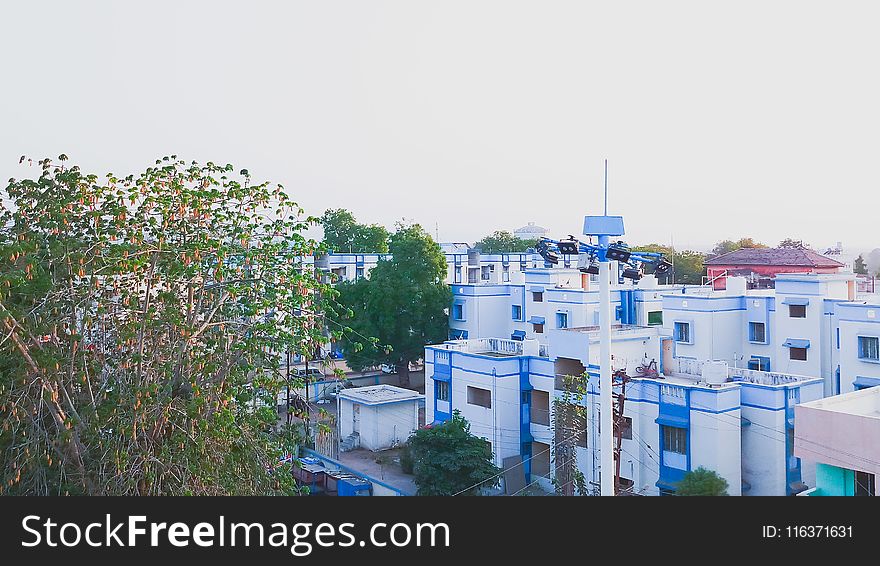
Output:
[{"xmin": 433, "ymin": 337, "xmax": 546, "ymax": 358}]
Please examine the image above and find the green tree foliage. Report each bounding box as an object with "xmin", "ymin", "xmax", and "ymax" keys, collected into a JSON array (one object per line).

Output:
[
  {"xmin": 473, "ymin": 230, "xmax": 535, "ymax": 254},
  {"xmin": 854, "ymin": 254, "xmax": 868, "ymax": 275},
  {"xmin": 0, "ymin": 155, "xmax": 341, "ymax": 495},
  {"xmin": 632, "ymin": 244, "xmax": 706, "ymax": 285},
  {"xmin": 336, "ymin": 222, "xmax": 450, "ymax": 387},
  {"xmin": 552, "ymin": 374, "xmax": 590, "ymax": 496},
  {"xmin": 675, "ymin": 466, "xmax": 729, "ymax": 496},
  {"xmin": 778, "ymin": 238, "xmax": 810, "ymax": 250},
  {"xmin": 320, "ymin": 208, "xmax": 389, "ymax": 253},
  {"xmin": 710, "ymin": 237, "xmax": 767, "ymax": 257},
  {"xmin": 406, "ymin": 412, "xmax": 501, "ymax": 495}
]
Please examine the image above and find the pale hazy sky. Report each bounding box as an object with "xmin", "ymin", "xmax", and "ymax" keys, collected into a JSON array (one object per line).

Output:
[{"xmin": 2, "ymin": 1, "xmax": 879, "ymax": 252}]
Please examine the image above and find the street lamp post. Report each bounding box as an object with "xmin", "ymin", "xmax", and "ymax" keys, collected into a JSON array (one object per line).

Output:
[
  {"xmin": 536, "ymin": 213, "xmax": 670, "ymax": 496},
  {"xmin": 584, "ymin": 216, "xmax": 625, "ymax": 497}
]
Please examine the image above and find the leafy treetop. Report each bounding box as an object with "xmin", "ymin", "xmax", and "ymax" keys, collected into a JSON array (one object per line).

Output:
[
  {"xmin": 320, "ymin": 208, "xmax": 389, "ymax": 254},
  {"xmin": 0, "ymin": 155, "xmax": 343, "ymax": 495}
]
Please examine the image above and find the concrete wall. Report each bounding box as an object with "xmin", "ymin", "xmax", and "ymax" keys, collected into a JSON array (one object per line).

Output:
[
  {"xmin": 795, "ymin": 389, "xmax": 880, "ymax": 476},
  {"xmin": 838, "ymin": 303, "xmax": 880, "ymax": 394},
  {"xmin": 339, "ymin": 398, "xmax": 419, "ymax": 451}
]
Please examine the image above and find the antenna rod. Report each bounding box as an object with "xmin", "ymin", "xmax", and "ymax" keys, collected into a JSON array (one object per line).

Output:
[{"xmin": 604, "ymin": 159, "xmax": 608, "ymax": 216}]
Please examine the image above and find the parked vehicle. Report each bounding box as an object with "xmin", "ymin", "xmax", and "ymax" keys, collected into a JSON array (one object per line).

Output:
[{"xmin": 292, "ymin": 367, "xmax": 325, "ymax": 381}]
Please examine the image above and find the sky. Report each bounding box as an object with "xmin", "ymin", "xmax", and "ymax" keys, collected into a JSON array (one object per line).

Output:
[{"xmin": 2, "ymin": 1, "xmax": 879, "ymax": 253}]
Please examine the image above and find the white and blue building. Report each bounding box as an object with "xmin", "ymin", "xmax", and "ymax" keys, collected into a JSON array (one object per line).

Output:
[
  {"xmin": 432, "ymin": 268, "xmax": 880, "ymax": 495},
  {"xmin": 450, "ymin": 269, "xmax": 880, "ymax": 397},
  {"xmin": 449, "ymin": 267, "xmax": 670, "ymax": 344},
  {"xmin": 424, "ymin": 326, "xmax": 822, "ymax": 496}
]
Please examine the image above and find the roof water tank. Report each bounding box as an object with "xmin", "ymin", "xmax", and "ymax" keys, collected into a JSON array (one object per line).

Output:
[
  {"xmin": 726, "ymin": 276, "xmax": 747, "ymax": 294},
  {"xmin": 639, "ymin": 274, "xmax": 658, "ymax": 289},
  {"xmin": 702, "ymin": 360, "xmax": 729, "ymax": 385}
]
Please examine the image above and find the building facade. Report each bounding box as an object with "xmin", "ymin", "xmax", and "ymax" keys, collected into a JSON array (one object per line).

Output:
[
  {"xmin": 438, "ymin": 269, "xmax": 880, "ymax": 495},
  {"xmin": 424, "ymin": 329, "xmax": 821, "ymax": 496},
  {"xmin": 794, "ymin": 387, "xmax": 880, "ymax": 496}
]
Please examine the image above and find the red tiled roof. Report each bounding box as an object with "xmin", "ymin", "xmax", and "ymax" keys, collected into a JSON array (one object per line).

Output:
[{"xmin": 704, "ymin": 248, "xmax": 845, "ymax": 268}]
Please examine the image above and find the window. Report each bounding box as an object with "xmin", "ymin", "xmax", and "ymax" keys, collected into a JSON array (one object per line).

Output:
[
  {"xmin": 452, "ymin": 303, "xmax": 464, "ymax": 321},
  {"xmin": 748, "ymin": 357, "xmax": 770, "ymax": 371},
  {"xmin": 454, "ymin": 266, "xmax": 462, "ymax": 284},
  {"xmin": 789, "ymin": 347, "xmax": 807, "ymax": 361},
  {"xmin": 481, "ymin": 265, "xmax": 491, "ymax": 280},
  {"xmin": 533, "ymin": 323, "xmax": 544, "ymax": 334},
  {"xmin": 662, "ymin": 426, "xmax": 687, "ymax": 455},
  {"xmin": 648, "ymin": 311, "xmax": 663, "ymax": 326},
  {"xmin": 674, "ymin": 322, "xmax": 691, "ymax": 344},
  {"xmin": 749, "ymin": 322, "xmax": 766, "ymax": 343},
  {"xmin": 502, "ymin": 264, "xmax": 510, "ymax": 282},
  {"xmin": 789, "ymin": 304, "xmax": 806, "ymax": 318},
  {"xmin": 435, "ymin": 381, "xmax": 449, "ymax": 402},
  {"xmin": 556, "ymin": 312, "xmax": 569, "ymax": 329},
  {"xmin": 356, "ymin": 267, "xmax": 364, "ymax": 279},
  {"xmin": 855, "ymin": 471, "xmax": 876, "ymax": 497},
  {"xmin": 512, "ymin": 305, "xmax": 522, "ymax": 320},
  {"xmin": 467, "ymin": 386, "xmax": 491, "ymax": 408},
  {"xmin": 530, "ymin": 390, "xmax": 550, "ymax": 426},
  {"xmin": 858, "ymin": 336, "xmax": 880, "ymax": 361},
  {"xmin": 617, "ymin": 416, "xmax": 633, "ymax": 440},
  {"xmin": 532, "ymin": 291, "xmax": 544, "ymax": 302}
]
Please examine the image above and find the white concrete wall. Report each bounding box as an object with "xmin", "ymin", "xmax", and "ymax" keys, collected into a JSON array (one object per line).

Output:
[
  {"xmin": 339, "ymin": 398, "xmax": 354, "ymax": 439},
  {"xmin": 371, "ymin": 402, "xmax": 419, "ymax": 450},
  {"xmin": 839, "ymin": 316, "xmax": 880, "ymax": 394},
  {"xmin": 774, "ymin": 293, "xmax": 825, "ymax": 385},
  {"xmin": 690, "ymin": 408, "xmax": 742, "ymax": 495}
]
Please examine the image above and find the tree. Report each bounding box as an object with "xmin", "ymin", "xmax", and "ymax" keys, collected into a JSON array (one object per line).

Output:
[
  {"xmin": 406, "ymin": 412, "xmax": 501, "ymax": 495},
  {"xmin": 0, "ymin": 155, "xmax": 341, "ymax": 495},
  {"xmin": 854, "ymin": 254, "xmax": 868, "ymax": 275},
  {"xmin": 473, "ymin": 230, "xmax": 535, "ymax": 254},
  {"xmin": 632, "ymin": 244, "xmax": 706, "ymax": 285},
  {"xmin": 675, "ymin": 466, "xmax": 729, "ymax": 496},
  {"xmin": 710, "ymin": 237, "xmax": 767, "ymax": 257},
  {"xmin": 778, "ymin": 238, "xmax": 810, "ymax": 250},
  {"xmin": 336, "ymin": 222, "xmax": 450, "ymax": 387},
  {"xmin": 320, "ymin": 208, "xmax": 389, "ymax": 253}
]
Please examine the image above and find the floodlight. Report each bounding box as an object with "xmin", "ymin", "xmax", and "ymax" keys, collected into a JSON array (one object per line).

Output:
[
  {"xmin": 557, "ymin": 239, "xmax": 580, "ymax": 255},
  {"xmin": 621, "ymin": 267, "xmax": 641, "ymax": 280},
  {"xmin": 654, "ymin": 258, "xmax": 673, "ymax": 275},
  {"xmin": 536, "ymin": 240, "xmax": 559, "ymax": 265},
  {"xmin": 605, "ymin": 243, "xmax": 631, "ymax": 263},
  {"xmin": 580, "ymin": 262, "xmax": 600, "ymax": 275}
]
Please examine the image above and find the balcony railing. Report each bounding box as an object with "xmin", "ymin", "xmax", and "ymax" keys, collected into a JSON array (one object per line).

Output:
[
  {"xmin": 728, "ymin": 366, "xmax": 816, "ymax": 386},
  {"xmin": 436, "ymin": 337, "xmax": 546, "ymax": 358}
]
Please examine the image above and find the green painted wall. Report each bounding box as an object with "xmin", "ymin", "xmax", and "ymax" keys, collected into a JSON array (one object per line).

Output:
[{"xmin": 814, "ymin": 463, "xmax": 855, "ymax": 496}]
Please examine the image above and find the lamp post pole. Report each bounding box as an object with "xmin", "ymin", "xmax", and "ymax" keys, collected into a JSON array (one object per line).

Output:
[{"xmin": 597, "ymin": 235, "xmax": 615, "ymax": 497}]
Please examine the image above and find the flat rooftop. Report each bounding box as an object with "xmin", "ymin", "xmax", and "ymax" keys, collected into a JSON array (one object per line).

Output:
[
  {"xmin": 338, "ymin": 384, "xmax": 422, "ymax": 405},
  {"xmin": 799, "ymin": 387, "xmax": 880, "ymax": 419}
]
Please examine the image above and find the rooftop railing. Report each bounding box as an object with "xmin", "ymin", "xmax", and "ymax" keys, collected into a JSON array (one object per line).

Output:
[{"xmin": 434, "ymin": 337, "xmax": 545, "ymax": 357}]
